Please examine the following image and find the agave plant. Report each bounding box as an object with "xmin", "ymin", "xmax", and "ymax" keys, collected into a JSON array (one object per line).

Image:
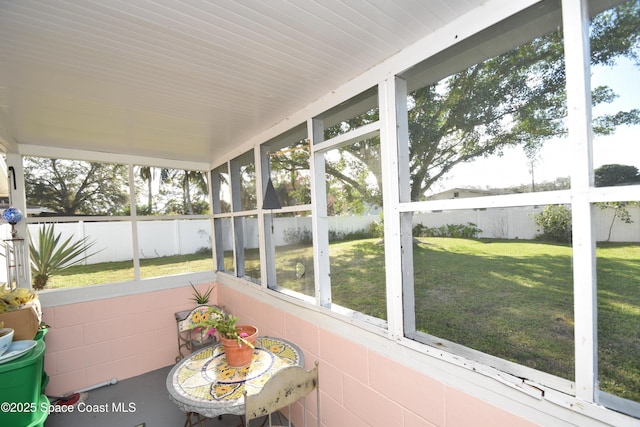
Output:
[{"xmin": 29, "ymin": 224, "xmax": 100, "ymax": 290}]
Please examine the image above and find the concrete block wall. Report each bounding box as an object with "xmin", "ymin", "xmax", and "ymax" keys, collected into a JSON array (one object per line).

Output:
[
  {"xmin": 41, "ymin": 282, "xmax": 536, "ymax": 425},
  {"xmin": 218, "ymin": 285, "xmax": 537, "ymax": 427},
  {"xmin": 41, "ymin": 283, "xmax": 217, "ymax": 396}
]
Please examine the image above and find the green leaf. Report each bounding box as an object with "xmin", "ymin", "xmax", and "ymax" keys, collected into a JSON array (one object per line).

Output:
[{"xmin": 29, "ymin": 224, "xmax": 101, "ymax": 289}]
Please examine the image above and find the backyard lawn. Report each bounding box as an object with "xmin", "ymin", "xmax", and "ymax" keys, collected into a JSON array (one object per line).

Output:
[{"xmin": 47, "ymin": 237, "xmax": 639, "ymax": 402}]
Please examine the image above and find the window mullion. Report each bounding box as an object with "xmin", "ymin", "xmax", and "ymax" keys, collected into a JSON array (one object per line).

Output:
[
  {"xmin": 562, "ymin": 0, "xmax": 597, "ymax": 402},
  {"xmin": 379, "ymin": 78, "xmax": 409, "ymax": 339},
  {"xmin": 229, "ymin": 159, "xmax": 242, "ymax": 275},
  {"xmin": 128, "ymin": 164, "xmax": 141, "ymax": 281},
  {"xmin": 259, "ymin": 145, "xmax": 276, "ymax": 288},
  {"xmin": 391, "ymin": 76, "xmax": 415, "ymax": 338},
  {"xmin": 309, "ymin": 118, "xmax": 332, "ymax": 308}
]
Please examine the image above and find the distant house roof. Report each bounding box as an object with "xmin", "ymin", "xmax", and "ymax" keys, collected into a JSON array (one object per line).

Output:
[{"xmin": 427, "ymin": 187, "xmax": 501, "ymax": 200}]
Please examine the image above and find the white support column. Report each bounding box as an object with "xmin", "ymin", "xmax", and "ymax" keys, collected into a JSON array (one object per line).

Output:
[
  {"xmin": 308, "ymin": 118, "xmax": 332, "ymax": 308},
  {"xmin": 562, "ymin": 0, "xmax": 597, "ymax": 402},
  {"xmin": 4, "ymin": 153, "xmax": 30, "ymax": 288}
]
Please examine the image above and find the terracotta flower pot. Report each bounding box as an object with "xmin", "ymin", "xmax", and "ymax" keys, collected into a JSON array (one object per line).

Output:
[{"xmin": 219, "ymin": 325, "xmax": 258, "ymax": 367}]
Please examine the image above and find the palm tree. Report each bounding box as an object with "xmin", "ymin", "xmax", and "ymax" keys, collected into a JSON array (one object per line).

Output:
[
  {"xmin": 139, "ymin": 166, "xmax": 155, "ymax": 214},
  {"xmin": 162, "ymin": 169, "xmax": 208, "ymax": 214},
  {"xmin": 181, "ymin": 170, "xmax": 208, "ymax": 214}
]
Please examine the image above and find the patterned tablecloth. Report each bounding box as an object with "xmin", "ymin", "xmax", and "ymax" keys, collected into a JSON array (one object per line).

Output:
[{"xmin": 166, "ymin": 336, "xmax": 304, "ymax": 418}]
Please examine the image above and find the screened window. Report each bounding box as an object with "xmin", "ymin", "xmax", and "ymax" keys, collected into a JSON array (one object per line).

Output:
[
  {"xmin": 211, "ymin": 163, "xmax": 233, "ymax": 273},
  {"xmin": 24, "ymin": 156, "xmax": 129, "ymax": 216},
  {"xmin": 410, "ymin": 206, "xmax": 574, "ymax": 382},
  {"xmin": 211, "ymin": 163, "xmax": 231, "ymax": 215},
  {"xmin": 259, "ymin": 124, "xmax": 312, "ymax": 295},
  {"xmin": 590, "ymin": 0, "xmax": 640, "ymax": 408},
  {"xmin": 400, "ymin": 0, "xmax": 572, "ymax": 358},
  {"xmin": 22, "ymin": 156, "xmax": 212, "ymax": 289},
  {"xmin": 263, "ymin": 125, "xmax": 311, "ymax": 208},
  {"xmin": 312, "ymin": 88, "xmax": 386, "ymax": 319},
  {"xmin": 137, "ymin": 218, "xmax": 213, "ymax": 279},
  {"xmin": 271, "ymin": 212, "xmax": 314, "ymax": 296},
  {"xmin": 211, "ymin": 150, "xmax": 261, "ymax": 282},
  {"xmin": 22, "ymin": 156, "xmax": 133, "ymax": 289},
  {"xmin": 133, "ymin": 165, "xmax": 212, "ymax": 278},
  {"xmin": 396, "ymin": 0, "xmax": 640, "ymax": 416},
  {"xmin": 399, "ymin": 0, "xmax": 580, "ymax": 379},
  {"xmin": 134, "ymin": 166, "xmax": 209, "ymax": 216},
  {"xmin": 232, "ymin": 151, "xmax": 257, "ymax": 212}
]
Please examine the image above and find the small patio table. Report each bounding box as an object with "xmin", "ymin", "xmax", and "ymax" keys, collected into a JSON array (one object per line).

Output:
[{"xmin": 166, "ymin": 336, "xmax": 304, "ymax": 422}]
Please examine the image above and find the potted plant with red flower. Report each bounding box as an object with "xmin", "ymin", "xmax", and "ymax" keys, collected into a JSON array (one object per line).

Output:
[{"xmin": 190, "ymin": 306, "xmax": 257, "ymax": 367}]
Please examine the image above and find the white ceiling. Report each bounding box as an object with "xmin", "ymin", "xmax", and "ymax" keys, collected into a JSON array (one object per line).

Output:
[{"xmin": 0, "ymin": 0, "xmax": 482, "ymax": 165}]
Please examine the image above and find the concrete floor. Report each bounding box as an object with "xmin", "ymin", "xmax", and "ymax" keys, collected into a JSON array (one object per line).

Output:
[{"xmin": 44, "ymin": 364, "xmax": 270, "ymax": 427}]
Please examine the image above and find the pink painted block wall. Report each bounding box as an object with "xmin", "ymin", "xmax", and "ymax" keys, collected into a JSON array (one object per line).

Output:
[
  {"xmin": 217, "ymin": 285, "xmax": 538, "ymax": 427},
  {"xmin": 42, "ymin": 282, "xmax": 537, "ymax": 426},
  {"xmin": 41, "ymin": 283, "xmax": 217, "ymax": 396}
]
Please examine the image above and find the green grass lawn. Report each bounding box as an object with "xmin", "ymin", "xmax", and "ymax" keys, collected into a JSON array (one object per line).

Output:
[
  {"xmin": 413, "ymin": 238, "xmax": 576, "ymax": 380},
  {"xmin": 46, "ymin": 238, "xmax": 639, "ymax": 402},
  {"xmin": 47, "ymin": 253, "xmax": 214, "ymax": 288}
]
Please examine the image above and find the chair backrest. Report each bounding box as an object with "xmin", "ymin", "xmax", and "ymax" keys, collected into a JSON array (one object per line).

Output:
[
  {"xmin": 177, "ymin": 305, "xmax": 219, "ymax": 332},
  {"xmin": 175, "ymin": 305, "xmax": 221, "ymax": 361},
  {"xmin": 244, "ymin": 361, "xmax": 319, "ymax": 427}
]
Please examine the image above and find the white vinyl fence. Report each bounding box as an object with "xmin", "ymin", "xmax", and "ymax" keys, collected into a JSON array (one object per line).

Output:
[
  {"xmin": 16, "ymin": 219, "xmax": 213, "ymax": 264},
  {"xmin": 1, "ymin": 205, "xmax": 638, "ymax": 271},
  {"xmin": 412, "ymin": 205, "xmax": 640, "ymax": 242}
]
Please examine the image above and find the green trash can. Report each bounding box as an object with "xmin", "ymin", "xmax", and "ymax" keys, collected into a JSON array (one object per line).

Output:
[
  {"xmin": 0, "ymin": 340, "xmax": 49, "ymax": 427},
  {"xmin": 34, "ymin": 326, "xmax": 49, "ymax": 394}
]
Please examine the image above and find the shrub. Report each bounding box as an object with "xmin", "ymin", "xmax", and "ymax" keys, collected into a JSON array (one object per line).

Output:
[
  {"xmin": 413, "ymin": 222, "xmax": 481, "ymax": 238},
  {"xmin": 283, "ymin": 228, "xmax": 313, "ymax": 245},
  {"xmin": 329, "ymin": 229, "xmax": 373, "ymax": 242},
  {"xmin": 369, "ymin": 220, "xmax": 384, "ymax": 238},
  {"xmin": 532, "ymin": 205, "xmax": 572, "ymax": 243}
]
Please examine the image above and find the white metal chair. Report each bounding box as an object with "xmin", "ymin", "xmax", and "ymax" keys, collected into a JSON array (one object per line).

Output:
[{"xmin": 244, "ymin": 361, "xmax": 320, "ymax": 427}]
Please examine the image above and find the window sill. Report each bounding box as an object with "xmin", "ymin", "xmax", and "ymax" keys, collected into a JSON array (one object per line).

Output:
[{"xmin": 38, "ymin": 271, "xmax": 216, "ymax": 308}]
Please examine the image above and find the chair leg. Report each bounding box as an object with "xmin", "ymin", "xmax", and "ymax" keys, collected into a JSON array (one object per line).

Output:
[
  {"xmin": 185, "ymin": 412, "xmax": 208, "ymax": 427},
  {"xmin": 184, "ymin": 412, "xmax": 192, "ymax": 427}
]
